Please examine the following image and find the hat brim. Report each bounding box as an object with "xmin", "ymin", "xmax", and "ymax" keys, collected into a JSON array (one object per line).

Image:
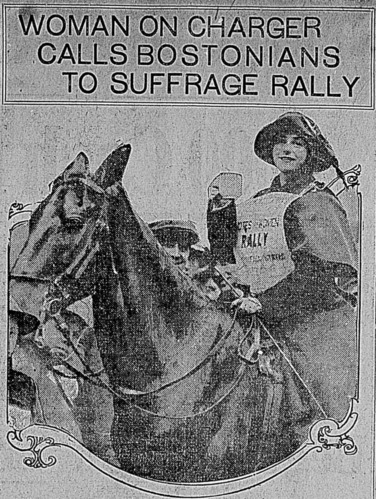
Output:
[
  {"xmin": 149, "ymin": 220, "xmax": 200, "ymax": 246},
  {"xmin": 154, "ymin": 227, "xmax": 199, "ymax": 246}
]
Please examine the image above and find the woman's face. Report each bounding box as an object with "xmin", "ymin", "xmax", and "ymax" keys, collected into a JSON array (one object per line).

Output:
[{"xmin": 272, "ymin": 134, "xmax": 308, "ymax": 174}]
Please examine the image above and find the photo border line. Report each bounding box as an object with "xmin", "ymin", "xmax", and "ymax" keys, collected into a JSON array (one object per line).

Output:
[{"xmin": 5, "ymin": 160, "xmax": 365, "ymax": 498}]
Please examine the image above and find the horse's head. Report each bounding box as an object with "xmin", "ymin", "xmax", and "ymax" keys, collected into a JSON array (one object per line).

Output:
[{"xmin": 10, "ymin": 145, "xmax": 131, "ymax": 312}]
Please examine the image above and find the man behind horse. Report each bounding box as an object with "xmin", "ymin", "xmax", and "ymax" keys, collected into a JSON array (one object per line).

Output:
[{"xmin": 149, "ymin": 219, "xmax": 222, "ymax": 302}]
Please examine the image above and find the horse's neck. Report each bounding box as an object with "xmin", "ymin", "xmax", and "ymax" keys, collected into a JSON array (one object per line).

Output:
[
  {"xmin": 110, "ymin": 190, "xmax": 208, "ymax": 312},
  {"xmin": 97, "ymin": 191, "xmax": 223, "ymax": 389}
]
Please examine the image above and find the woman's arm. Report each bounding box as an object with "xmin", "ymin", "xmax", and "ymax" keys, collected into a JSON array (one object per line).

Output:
[{"xmin": 257, "ymin": 190, "xmax": 357, "ymax": 324}]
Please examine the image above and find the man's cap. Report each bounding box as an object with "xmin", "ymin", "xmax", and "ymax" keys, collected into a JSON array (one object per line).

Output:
[
  {"xmin": 149, "ymin": 219, "xmax": 200, "ymax": 245},
  {"xmin": 254, "ymin": 112, "xmax": 339, "ymax": 172}
]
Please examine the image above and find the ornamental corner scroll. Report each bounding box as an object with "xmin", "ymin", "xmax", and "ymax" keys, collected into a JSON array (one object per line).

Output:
[
  {"xmin": 7, "ymin": 427, "xmax": 58, "ymax": 469},
  {"xmin": 308, "ymin": 399, "xmax": 358, "ymax": 456},
  {"xmin": 6, "ymin": 400, "xmax": 359, "ymax": 472},
  {"xmin": 6, "ymin": 194, "xmax": 360, "ymax": 484}
]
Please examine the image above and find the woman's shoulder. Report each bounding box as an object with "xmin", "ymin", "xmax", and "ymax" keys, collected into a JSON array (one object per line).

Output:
[
  {"xmin": 293, "ymin": 185, "xmax": 346, "ymax": 216},
  {"xmin": 287, "ymin": 185, "xmax": 357, "ymax": 270}
]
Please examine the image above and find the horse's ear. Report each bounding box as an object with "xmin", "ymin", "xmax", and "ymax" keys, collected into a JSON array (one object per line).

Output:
[
  {"xmin": 93, "ymin": 144, "xmax": 131, "ymax": 190},
  {"xmin": 63, "ymin": 152, "xmax": 90, "ymax": 180},
  {"xmin": 50, "ymin": 152, "xmax": 90, "ymax": 191}
]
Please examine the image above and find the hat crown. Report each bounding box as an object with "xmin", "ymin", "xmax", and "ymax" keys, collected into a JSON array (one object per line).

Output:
[{"xmin": 149, "ymin": 219, "xmax": 200, "ymax": 245}]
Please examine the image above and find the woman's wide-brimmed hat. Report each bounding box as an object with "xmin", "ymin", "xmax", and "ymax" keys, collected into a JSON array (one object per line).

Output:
[{"xmin": 254, "ymin": 112, "xmax": 339, "ymax": 172}]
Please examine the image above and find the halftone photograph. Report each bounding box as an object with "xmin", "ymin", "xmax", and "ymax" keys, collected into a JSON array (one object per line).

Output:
[{"xmin": 1, "ymin": 2, "xmax": 375, "ymax": 498}]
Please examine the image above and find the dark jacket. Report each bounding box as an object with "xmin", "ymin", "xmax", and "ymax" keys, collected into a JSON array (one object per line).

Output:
[{"xmin": 207, "ymin": 174, "xmax": 357, "ymax": 325}]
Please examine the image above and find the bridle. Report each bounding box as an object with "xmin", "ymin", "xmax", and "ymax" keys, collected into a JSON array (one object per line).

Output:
[
  {"xmin": 34, "ymin": 177, "xmax": 250, "ymax": 420},
  {"xmin": 17, "ymin": 174, "xmax": 335, "ymax": 422},
  {"xmin": 43, "ymin": 281, "xmax": 249, "ymax": 421}
]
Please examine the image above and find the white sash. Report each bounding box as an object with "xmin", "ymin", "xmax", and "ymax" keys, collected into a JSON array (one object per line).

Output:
[{"xmin": 221, "ymin": 191, "xmax": 300, "ymax": 293}]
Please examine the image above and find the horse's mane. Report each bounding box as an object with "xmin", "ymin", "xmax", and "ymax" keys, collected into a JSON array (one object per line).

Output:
[
  {"xmin": 92, "ymin": 186, "xmax": 228, "ymax": 390},
  {"xmin": 109, "ymin": 186, "xmax": 210, "ymax": 310}
]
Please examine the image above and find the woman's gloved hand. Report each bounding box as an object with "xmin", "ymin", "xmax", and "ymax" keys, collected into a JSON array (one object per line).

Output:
[{"xmin": 231, "ymin": 295, "xmax": 262, "ymax": 314}]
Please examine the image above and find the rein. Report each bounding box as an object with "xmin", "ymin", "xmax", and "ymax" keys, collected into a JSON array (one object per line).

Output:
[
  {"xmin": 236, "ymin": 313, "xmax": 328, "ymax": 418},
  {"xmin": 257, "ymin": 317, "xmax": 328, "ymax": 419},
  {"xmin": 57, "ymin": 349, "xmax": 247, "ymax": 420},
  {"xmin": 32, "ymin": 177, "xmax": 249, "ymax": 419},
  {"xmin": 15, "ymin": 174, "xmax": 328, "ymax": 421},
  {"xmin": 45, "ymin": 297, "xmax": 247, "ymax": 419}
]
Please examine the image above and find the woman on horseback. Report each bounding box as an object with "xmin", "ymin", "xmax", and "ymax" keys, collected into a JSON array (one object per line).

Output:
[{"xmin": 209, "ymin": 112, "xmax": 358, "ymax": 442}]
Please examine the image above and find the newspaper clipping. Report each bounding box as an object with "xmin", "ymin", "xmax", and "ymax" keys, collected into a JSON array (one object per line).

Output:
[{"xmin": 1, "ymin": 2, "xmax": 375, "ymax": 498}]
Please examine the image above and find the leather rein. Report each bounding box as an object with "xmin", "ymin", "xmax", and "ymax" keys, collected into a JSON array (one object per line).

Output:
[{"xmin": 36, "ymin": 178, "xmax": 248, "ymax": 419}]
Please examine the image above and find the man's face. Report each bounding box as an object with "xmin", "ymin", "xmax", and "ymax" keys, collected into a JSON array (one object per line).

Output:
[
  {"xmin": 156, "ymin": 228, "xmax": 193, "ymax": 268},
  {"xmin": 164, "ymin": 242, "xmax": 190, "ymax": 267},
  {"xmin": 156, "ymin": 228, "xmax": 222, "ymax": 300}
]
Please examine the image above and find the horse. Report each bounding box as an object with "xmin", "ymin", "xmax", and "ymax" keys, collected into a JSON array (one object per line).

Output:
[
  {"xmin": 8, "ymin": 219, "xmax": 120, "ymax": 466},
  {"xmin": 9, "ymin": 145, "xmax": 303, "ymax": 482}
]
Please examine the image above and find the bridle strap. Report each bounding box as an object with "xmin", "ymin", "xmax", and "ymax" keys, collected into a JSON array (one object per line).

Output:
[
  {"xmin": 30, "ymin": 175, "xmax": 253, "ymax": 419},
  {"xmin": 64, "ymin": 195, "xmax": 110, "ymax": 281},
  {"xmin": 65, "ymin": 241, "xmax": 101, "ymax": 280},
  {"xmin": 79, "ymin": 177, "xmax": 107, "ymax": 196},
  {"xmin": 54, "ymin": 176, "xmax": 108, "ymax": 197}
]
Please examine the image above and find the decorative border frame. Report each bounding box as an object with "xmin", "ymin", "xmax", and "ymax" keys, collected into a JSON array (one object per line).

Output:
[
  {"xmin": 6, "ymin": 400, "xmax": 358, "ymax": 497},
  {"xmin": 6, "ymin": 164, "xmax": 362, "ymax": 497}
]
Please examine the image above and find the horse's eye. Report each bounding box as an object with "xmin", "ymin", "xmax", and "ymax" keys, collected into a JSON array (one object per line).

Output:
[{"xmin": 87, "ymin": 190, "xmax": 102, "ymax": 208}]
